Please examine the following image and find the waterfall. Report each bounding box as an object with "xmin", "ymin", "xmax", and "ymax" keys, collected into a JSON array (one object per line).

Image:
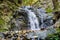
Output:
[
  {"xmin": 27, "ymin": 10, "xmax": 40, "ymax": 30},
  {"xmin": 0, "ymin": 6, "xmax": 55, "ymax": 40},
  {"xmin": 24, "ymin": 6, "xmax": 40, "ymax": 30},
  {"xmin": 11, "ymin": 6, "xmax": 53, "ymax": 31}
]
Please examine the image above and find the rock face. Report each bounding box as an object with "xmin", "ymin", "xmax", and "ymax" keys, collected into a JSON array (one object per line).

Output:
[
  {"xmin": 53, "ymin": 11, "xmax": 60, "ymax": 23},
  {"xmin": 9, "ymin": 7, "xmax": 29, "ymax": 31},
  {"xmin": 9, "ymin": 6, "xmax": 53, "ymax": 31},
  {"xmin": 54, "ymin": 19, "xmax": 60, "ymax": 28}
]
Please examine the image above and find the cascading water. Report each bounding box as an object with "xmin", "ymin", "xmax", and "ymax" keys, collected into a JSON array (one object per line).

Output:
[
  {"xmin": 37, "ymin": 8, "xmax": 48, "ymax": 28},
  {"xmin": 12, "ymin": 6, "xmax": 53, "ymax": 30},
  {"xmin": 24, "ymin": 6, "xmax": 40, "ymax": 30},
  {"xmin": 37, "ymin": 8, "xmax": 53, "ymax": 28}
]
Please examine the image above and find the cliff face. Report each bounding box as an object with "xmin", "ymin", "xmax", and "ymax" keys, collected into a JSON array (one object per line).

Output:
[{"xmin": 9, "ymin": 9, "xmax": 28, "ymax": 31}]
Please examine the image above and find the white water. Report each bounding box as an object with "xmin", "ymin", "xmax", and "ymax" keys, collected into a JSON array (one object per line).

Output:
[
  {"xmin": 37, "ymin": 8, "xmax": 48, "ymax": 28},
  {"xmin": 24, "ymin": 6, "xmax": 40, "ymax": 30},
  {"xmin": 28, "ymin": 10, "xmax": 40, "ymax": 30}
]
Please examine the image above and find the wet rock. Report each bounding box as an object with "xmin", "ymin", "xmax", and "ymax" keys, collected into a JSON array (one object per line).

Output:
[
  {"xmin": 13, "ymin": 33, "xmax": 18, "ymax": 38},
  {"xmin": 0, "ymin": 33, "xmax": 4, "ymax": 38}
]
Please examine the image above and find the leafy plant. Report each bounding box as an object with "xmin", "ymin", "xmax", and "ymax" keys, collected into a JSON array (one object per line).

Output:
[
  {"xmin": 46, "ymin": 7, "xmax": 53, "ymax": 13},
  {"xmin": 45, "ymin": 27, "xmax": 60, "ymax": 40}
]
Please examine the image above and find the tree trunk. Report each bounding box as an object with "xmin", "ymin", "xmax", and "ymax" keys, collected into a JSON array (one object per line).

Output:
[{"xmin": 52, "ymin": 0, "xmax": 59, "ymax": 10}]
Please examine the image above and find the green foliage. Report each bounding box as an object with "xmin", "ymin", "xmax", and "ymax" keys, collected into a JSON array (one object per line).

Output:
[
  {"xmin": 0, "ymin": 18, "xmax": 5, "ymax": 26},
  {"xmin": 45, "ymin": 27, "xmax": 60, "ymax": 40},
  {"xmin": 56, "ymin": 27, "xmax": 60, "ymax": 33},
  {"xmin": 45, "ymin": 32, "xmax": 60, "ymax": 40},
  {"xmin": 0, "ymin": 18, "xmax": 8, "ymax": 32},
  {"xmin": 22, "ymin": 0, "xmax": 37, "ymax": 6},
  {"xmin": 46, "ymin": 7, "xmax": 53, "ymax": 13},
  {"xmin": 0, "ymin": 29, "xmax": 8, "ymax": 32}
]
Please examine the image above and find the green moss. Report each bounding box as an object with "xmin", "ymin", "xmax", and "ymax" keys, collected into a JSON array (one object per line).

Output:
[{"xmin": 46, "ymin": 8, "xmax": 53, "ymax": 13}]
